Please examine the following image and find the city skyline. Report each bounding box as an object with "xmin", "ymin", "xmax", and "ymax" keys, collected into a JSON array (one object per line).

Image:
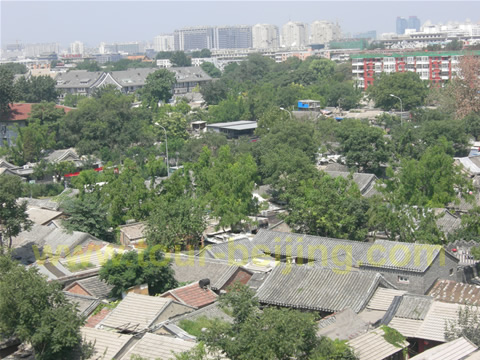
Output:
[{"xmin": 1, "ymin": 1, "xmax": 479, "ymax": 48}]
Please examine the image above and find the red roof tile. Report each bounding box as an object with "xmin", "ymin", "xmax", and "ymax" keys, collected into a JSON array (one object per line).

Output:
[
  {"xmin": 85, "ymin": 308, "xmax": 111, "ymax": 328},
  {"xmin": 0, "ymin": 103, "xmax": 74, "ymax": 122},
  {"xmin": 162, "ymin": 282, "xmax": 218, "ymax": 308}
]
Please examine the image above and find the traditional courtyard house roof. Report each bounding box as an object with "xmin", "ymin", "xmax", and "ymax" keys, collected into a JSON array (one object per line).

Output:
[
  {"xmin": 98, "ymin": 293, "xmax": 195, "ymax": 333},
  {"xmin": 160, "ymin": 282, "xmax": 218, "ymax": 309},
  {"xmin": 172, "ymin": 255, "xmax": 254, "ymax": 291},
  {"xmin": 43, "ymin": 148, "xmax": 82, "ymax": 166},
  {"xmin": 323, "ymin": 170, "xmax": 379, "ymax": 197},
  {"xmin": 255, "ymin": 264, "xmax": 394, "ymax": 313},
  {"xmin": 79, "ymin": 327, "xmax": 134, "ymax": 360},
  {"xmin": 168, "ymin": 302, "xmax": 234, "ymax": 325},
  {"xmin": 25, "ymin": 207, "xmax": 62, "ymax": 225},
  {"xmin": 434, "ymin": 209, "xmax": 462, "ymax": 235},
  {"xmin": 119, "ymin": 333, "xmax": 196, "ymax": 360},
  {"xmin": 109, "ymin": 68, "xmax": 156, "ymax": 88},
  {"xmin": 118, "ymin": 222, "xmax": 146, "ymax": 245},
  {"xmin": 63, "ymin": 292, "xmax": 100, "ymax": 317},
  {"xmin": 317, "ymin": 307, "xmax": 370, "ymax": 340},
  {"xmin": 64, "ymin": 275, "xmax": 114, "ymax": 300},
  {"xmin": 366, "ymin": 288, "xmax": 408, "ymax": 311},
  {"xmin": 347, "ymin": 327, "xmax": 409, "ymax": 360},
  {"xmin": 410, "ymin": 336, "xmax": 478, "ymax": 360},
  {"xmin": 428, "ymin": 279, "xmax": 480, "ymax": 306}
]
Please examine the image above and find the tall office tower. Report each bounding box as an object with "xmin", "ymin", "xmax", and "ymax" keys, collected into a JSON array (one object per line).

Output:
[
  {"xmin": 153, "ymin": 34, "xmax": 174, "ymax": 51},
  {"xmin": 310, "ymin": 20, "xmax": 341, "ymax": 44},
  {"xmin": 396, "ymin": 17, "xmax": 408, "ymax": 34},
  {"xmin": 281, "ymin": 21, "xmax": 308, "ymax": 47},
  {"xmin": 70, "ymin": 41, "xmax": 85, "ymax": 55},
  {"xmin": 407, "ymin": 16, "xmax": 421, "ymax": 32},
  {"xmin": 174, "ymin": 26, "xmax": 216, "ymax": 51},
  {"xmin": 215, "ymin": 25, "xmax": 252, "ymax": 49},
  {"xmin": 252, "ymin": 24, "xmax": 279, "ymax": 49}
]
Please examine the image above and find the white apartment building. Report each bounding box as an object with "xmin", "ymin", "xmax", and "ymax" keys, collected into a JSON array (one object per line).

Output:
[
  {"xmin": 281, "ymin": 21, "xmax": 308, "ymax": 48},
  {"xmin": 70, "ymin": 41, "xmax": 85, "ymax": 55},
  {"xmin": 153, "ymin": 34, "xmax": 174, "ymax": 52},
  {"xmin": 252, "ymin": 24, "xmax": 279, "ymax": 49},
  {"xmin": 310, "ymin": 21, "xmax": 341, "ymax": 45}
]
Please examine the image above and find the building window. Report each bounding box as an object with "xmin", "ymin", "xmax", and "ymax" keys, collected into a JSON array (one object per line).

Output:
[
  {"xmin": 450, "ymin": 268, "xmax": 454, "ymax": 276},
  {"xmin": 398, "ymin": 276, "xmax": 409, "ymax": 284}
]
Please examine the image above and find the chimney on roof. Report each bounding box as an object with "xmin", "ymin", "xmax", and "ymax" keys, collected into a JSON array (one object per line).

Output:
[{"xmin": 199, "ymin": 278, "xmax": 210, "ymax": 289}]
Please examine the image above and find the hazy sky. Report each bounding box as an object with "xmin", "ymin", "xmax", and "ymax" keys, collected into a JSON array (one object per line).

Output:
[{"xmin": 1, "ymin": 1, "xmax": 479, "ymax": 48}]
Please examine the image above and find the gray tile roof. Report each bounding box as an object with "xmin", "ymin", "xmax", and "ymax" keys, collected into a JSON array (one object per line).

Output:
[
  {"xmin": 171, "ymin": 255, "xmax": 249, "ymax": 290},
  {"xmin": 55, "ymin": 70, "xmax": 104, "ymax": 88},
  {"xmin": 71, "ymin": 276, "xmax": 114, "ymax": 299},
  {"xmin": 110, "ymin": 68, "xmax": 156, "ymax": 87},
  {"xmin": 323, "ymin": 171, "xmax": 378, "ymax": 195},
  {"xmin": 80, "ymin": 327, "xmax": 133, "ymax": 360},
  {"xmin": 63, "ymin": 292, "xmax": 99, "ymax": 317},
  {"xmin": 255, "ymin": 264, "xmax": 392, "ymax": 313},
  {"xmin": 367, "ymin": 288, "xmax": 407, "ymax": 311},
  {"xmin": 26, "ymin": 207, "xmax": 62, "ymax": 225},
  {"xmin": 435, "ymin": 209, "xmax": 462, "ymax": 235},
  {"xmin": 169, "ymin": 302, "xmax": 234, "ymax": 325},
  {"xmin": 410, "ymin": 336, "xmax": 478, "ymax": 360},
  {"xmin": 347, "ymin": 327, "xmax": 409, "ymax": 360},
  {"xmin": 99, "ymin": 293, "xmax": 194, "ymax": 333},
  {"xmin": 169, "ymin": 66, "xmax": 212, "ymax": 83},
  {"xmin": 17, "ymin": 197, "xmax": 59, "ymax": 211},
  {"xmin": 394, "ymin": 294, "xmax": 433, "ymax": 320},
  {"xmin": 317, "ymin": 307, "xmax": 370, "ymax": 340},
  {"xmin": 119, "ymin": 333, "xmax": 196, "ymax": 360},
  {"xmin": 43, "ymin": 148, "xmax": 80, "ymax": 163}
]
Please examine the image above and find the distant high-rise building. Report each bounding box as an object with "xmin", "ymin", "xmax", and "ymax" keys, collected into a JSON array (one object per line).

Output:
[
  {"xmin": 407, "ymin": 16, "xmax": 421, "ymax": 32},
  {"xmin": 174, "ymin": 26, "xmax": 216, "ymax": 51},
  {"xmin": 310, "ymin": 20, "xmax": 341, "ymax": 44},
  {"xmin": 396, "ymin": 17, "xmax": 407, "ymax": 34},
  {"xmin": 353, "ymin": 30, "xmax": 377, "ymax": 40},
  {"xmin": 153, "ymin": 34, "xmax": 174, "ymax": 52},
  {"xmin": 215, "ymin": 25, "xmax": 252, "ymax": 49},
  {"xmin": 25, "ymin": 43, "xmax": 59, "ymax": 57},
  {"xmin": 70, "ymin": 41, "xmax": 84, "ymax": 55},
  {"xmin": 252, "ymin": 24, "xmax": 279, "ymax": 49},
  {"xmin": 281, "ymin": 21, "xmax": 308, "ymax": 48}
]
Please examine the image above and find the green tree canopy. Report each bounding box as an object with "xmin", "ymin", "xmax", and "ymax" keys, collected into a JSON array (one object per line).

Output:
[
  {"xmin": 99, "ymin": 247, "xmax": 177, "ymax": 297},
  {"xmin": 0, "ymin": 175, "xmax": 33, "ymax": 250},
  {"xmin": 140, "ymin": 68, "xmax": 176, "ymax": 104},
  {"xmin": 0, "ymin": 254, "xmax": 91, "ymax": 360},
  {"xmin": 200, "ymin": 62, "xmax": 221, "ymax": 78},
  {"xmin": 0, "ymin": 68, "xmax": 16, "ymax": 113},
  {"xmin": 367, "ymin": 71, "xmax": 428, "ymax": 110},
  {"xmin": 170, "ymin": 51, "xmax": 192, "ymax": 67},
  {"xmin": 14, "ymin": 75, "xmax": 58, "ymax": 103}
]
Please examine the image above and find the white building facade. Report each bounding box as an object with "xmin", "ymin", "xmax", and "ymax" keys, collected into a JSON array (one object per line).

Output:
[
  {"xmin": 153, "ymin": 34, "xmax": 175, "ymax": 52},
  {"xmin": 310, "ymin": 21, "xmax": 341, "ymax": 45},
  {"xmin": 252, "ymin": 24, "xmax": 279, "ymax": 49},
  {"xmin": 281, "ymin": 21, "xmax": 308, "ymax": 48}
]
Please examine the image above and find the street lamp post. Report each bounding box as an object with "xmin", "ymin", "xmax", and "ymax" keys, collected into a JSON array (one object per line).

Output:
[
  {"xmin": 390, "ymin": 94, "xmax": 403, "ymax": 125},
  {"xmin": 154, "ymin": 122, "xmax": 169, "ymax": 177},
  {"xmin": 279, "ymin": 107, "xmax": 293, "ymax": 120}
]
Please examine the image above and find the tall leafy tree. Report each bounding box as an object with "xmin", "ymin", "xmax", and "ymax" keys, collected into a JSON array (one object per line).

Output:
[
  {"xmin": 99, "ymin": 247, "xmax": 177, "ymax": 297},
  {"xmin": 284, "ymin": 173, "xmax": 370, "ymax": 241},
  {"xmin": 0, "ymin": 254, "xmax": 91, "ymax": 360},
  {"xmin": 367, "ymin": 71, "xmax": 428, "ymax": 110},
  {"xmin": 0, "ymin": 68, "xmax": 16, "ymax": 113},
  {"xmin": 15, "ymin": 75, "xmax": 58, "ymax": 103},
  {"xmin": 140, "ymin": 68, "xmax": 176, "ymax": 104},
  {"xmin": 0, "ymin": 175, "xmax": 33, "ymax": 250}
]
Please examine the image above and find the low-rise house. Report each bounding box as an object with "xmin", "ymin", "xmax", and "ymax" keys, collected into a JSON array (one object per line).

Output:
[
  {"xmin": 409, "ymin": 336, "xmax": 478, "ymax": 360},
  {"xmin": 317, "ymin": 308, "xmax": 371, "ymax": 341},
  {"xmin": 160, "ymin": 282, "xmax": 218, "ymax": 309},
  {"xmin": 0, "ymin": 103, "xmax": 72, "ymax": 147},
  {"xmin": 428, "ymin": 279, "xmax": 480, "ymax": 306},
  {"xmin": 43, "ymin": 148, "xmax": 83, "ymax": 167},
  {"xmin": 323, "ymin": 170, "xmax": 379, "ymax": 197},
  {"xmin": 55, "ymin": 70, "xmax": 105, "ymax": 98},
  {"xmin": 170, "ymin": 255, "xmax": 254, "ymax": 292},
  {"xmin": 252, "ymin": 230, "xmax": 460, "ymax": 294},
  {"xmin": 169, "ymin": 66, "xmax": 212, "ymax": 95},
  {"xmin": 63, "ymin": 292, "xmax": 100, "ymax": 318},
  {"xmin": 206, "ymin": 120, "xmax": 257, "ymax": 139},
  {"xmin": 119, "ymin": 222, "xmax": 146, "ymax": 246},
  {"xmin": 79, "ymin": 327, "xmax": 134, "ymax": 360},
  {"xmin": 25, "ymin": 207, "xmax": 63, "ymax": 226},
  {"xmin": 64, "ymin": 275, "xmax": 114, "ymax": 300},
  {"xmin": 118, "ymin": 333, "xmax": 196, "ymax": 360},
  {"xmin": 98, "ymin": 293, "xmax": 195, "ymax": 334},
  {"xmin": 255, "ymin": 264, "xmax": 395, "ymax": 314},
  {"xmin": 434, "ymin": 209, "xmax": 461, "ymax": 236},
  {"xmin": 347, "ymin": 327, "xmax": 409, "ymax": 360}
]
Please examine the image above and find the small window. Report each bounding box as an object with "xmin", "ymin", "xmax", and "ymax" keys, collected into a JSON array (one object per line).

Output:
[
  {"xmin": 398, "ymin": 276, "xmax": 409, "ymax": 284},
  {"xmin": 450, "ymin": 268, "xmax": 454, "ymax": 276}
]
